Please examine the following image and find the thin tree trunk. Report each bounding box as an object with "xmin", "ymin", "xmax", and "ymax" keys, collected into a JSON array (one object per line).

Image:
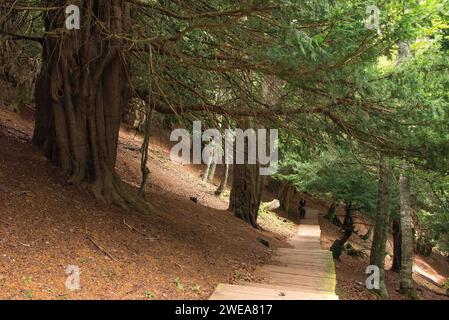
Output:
[
  {"xmin": 399, "ymin": 173, "xmax": 417, "ymax": 299},
  {"xmin": 369, "ymin": 156, "xmax": 391, "ymax": 299},
  {"xmin": 209, "ymin": 161, "xmax": 217, "ymax": 182},
  {"xmin": 391, "ymin": 219, "xmax": 402, "ymax": 273},
  {"xmin": 139, "ymin": 106, "xmax": 154, "ymax": 198},
  {"xmin": 394, "ymin": 41, "xmax": 415, "ymax": 295},
  {"xmin": 215, "ymin": 164, "xmax": 230, "ymax": 196},
  {"xmin": 330, "ymin": 202, "xmax": 355, "ymax": 260},
  {"xmin": 203, "ymin": 156, "xmax": 212, "ymax": 182},
  {"xmin": 33, "ymin": 0, "xmax": 152, "ymax": 213},
  {"xmin": 326, "ymin": 202, "xmax": 337, "ymax": 219}
]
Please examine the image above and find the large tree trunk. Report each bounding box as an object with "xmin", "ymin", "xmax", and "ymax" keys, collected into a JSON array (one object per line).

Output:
[
  {"xmin": 279, "ymin": 183, "xmax": 295, "ymax": 217},
  {"xmin": 229, "ymin": 163, "xmax": 263, "ymax": 228},
  {"xmin": 228, "ymin": 116, "xmax": 264, "ymax": 228},
  {"xmin": 369, "ymin": 156, "xmax": 391, "ymax": 299},
  {"xmin": 33, "ymin": 0, "xmax": 151, "ymax": 213},
  {"xmin": 227, "ymin": 69, "xmax": 281, "ymax": 228},
  {"xmin": 399, "ymin": 173, "xmax": 417, "ymax": 299},
  {"xmin": 391, "ymin": 219, "xmax": 402, "ymax": 273}
]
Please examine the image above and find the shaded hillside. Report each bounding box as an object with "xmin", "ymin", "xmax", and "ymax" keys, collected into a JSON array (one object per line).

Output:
[{"xmin": 0, "ymin": 106, "xmax": 290, "ymax": 300}]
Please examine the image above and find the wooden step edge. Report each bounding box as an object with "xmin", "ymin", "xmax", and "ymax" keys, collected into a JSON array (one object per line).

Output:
[
  {"xmin": 242, "ymin": 283, "xmax": 338, "ymax": 299},
  {"xmin": 260, "ymin": 265, "xmax": 336, "ymax": 280},
  {"xmin": 210, "ymin": 284, "xmax": 338, "ymax": 300}
]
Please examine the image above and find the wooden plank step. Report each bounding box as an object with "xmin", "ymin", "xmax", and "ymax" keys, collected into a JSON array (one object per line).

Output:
[
  {"xmin": 288, "ymin": 239, "xmax": 322, "ymax": 245},
  {"xmin": 287, "ymin": 243, "xmax": 322, "ymax": 250},
  {"xmin": 275, "ymin": 251, "xmax": 331, "ymax": 259},
  {"xmin": 209, "ymin": 284, "xmax": 337, "ymax": 300},
  {"xmin": 289, "ymin": 236, "xmax": 321, "ymax": 241},
  {"xmin": 293, "ymin": 235, "xmax": 320, "ymax": 239},
  {"xmin": 297, "ymin": 225, "xmax": 320, "ymax": 229},
  {"xmin": 292, "ymin": 232, "xmax": 321, "ymax": 238},
  {"xmin": 297, "ymin": 223, "xmax": 320, "ymax": 228},
  {"xmin": 261, "ymin": 269, "xmax": 336, "ymax": 283},
  {"xmin": 278, "ymin": 247, "xmax": 329, "ymax": 253},
  {"xmin": 262, "ymin": 263, "xmax": 335, "ymax": 275},
  {"xmin": 274, "ymin": 254, "xmax": 331, "ymax": 264},
  {"xmin": 260, "ymin": 265, "xmax": 336, "ymax": 279},
  {"xmin": 243, "ymin": 283, "xmax": 338, "ymax": 299},
  {"xmin": 266, "ymin": 270, "xmax": 337, "ymax": 286},
  {"xmin": 289, "ymin": 245, "xmax": 323, "ymax": 250},
  {"xmin": 298, "ymin": 223, "xmax": 320, "ymax": 226},
  {"xmin": 292, "ymin": 234, "xmax": 321, "ymax": 239},
  {"xmin": 264, "ymin": 271, "xmax": 336, "ymax": 288},
  {"xmin": 266, "ymin": 274, "xmax": 336, "ymax": 292},
  {"xmin": 289, "ymin": 238, "xmax": 322, "ymax": 243},
  {"xmin": 209, "ymin": 290, "xmax": 336, "ymax": 301},
  {"xmin": 297, "ymin": 226, "xmax": 321, "ymax": 231},
  {"xmin": 286, "ymin": 247, "xmax": 324, "ymax": 252},
  {"xmin": 272, "ymin": 260, "xmax": 335, "ymax": 272},
  {"xmin": 265, "ymin": 280, "xmax": 335, "ymax": 295},
  {"xmin": 295, "ymin": 231, "xmax": 320, "ymax": 235},
  {"xmin": 274, "ymin": 256, "xmax": 335, "ymax": 268},
  {"xmin": 260, "ymin": 266, "xmax": 337, "ymax": 280},
  {"xmin": 277, "ymin": 248, "xmax": 332, "ymax": 256},
  {"xmin": 294, "ymin": 232, "xmax": 320, "ymax": 237}
]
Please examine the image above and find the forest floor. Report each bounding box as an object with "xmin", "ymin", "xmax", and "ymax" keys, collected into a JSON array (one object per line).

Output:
[
  {"xmin": 0, "ymin": 104, "xmax": 448, "ymax": 300},
  {"xmin": 0, "ymin": 105, "xmax": 293, "ymax": 300}
]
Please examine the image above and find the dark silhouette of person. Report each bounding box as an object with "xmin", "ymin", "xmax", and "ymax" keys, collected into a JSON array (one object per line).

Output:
[{"xmin": 299, "ymin": 198, "xmax": 306, "ymax": 219}]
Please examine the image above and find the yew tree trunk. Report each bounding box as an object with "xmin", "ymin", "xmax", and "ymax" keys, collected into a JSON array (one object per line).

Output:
[
  {"xmin": 399, "ymin": 173, "xmax": 417, "ymax": 299},
  {"xmin": 278, "ymin": 183, "xmax": 294, "ymax": 217},
  {"xmin": 369, "ymin": 156, "xmax": 391, "ymax": 299},
  {"xmin": 391, "ymin": 219, "xmax": 402, "ymax": 273},
  {"xmin": 229, "ymin": 163, "xmax": 263, "ymax": 228},
  {"xmin": 33, "ymin": 0, "xmax": 151, "ymax": 213}
]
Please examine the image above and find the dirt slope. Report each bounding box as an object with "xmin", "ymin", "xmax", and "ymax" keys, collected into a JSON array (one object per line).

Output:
[{"xmin": 0, "ymin": 106, "xmax": 288, "ymax": 300}]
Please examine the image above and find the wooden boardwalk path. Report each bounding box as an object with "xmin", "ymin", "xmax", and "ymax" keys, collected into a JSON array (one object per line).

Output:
[{"xmin": 209, "ymin": 208, "xmax": 338, "ymax": 300}]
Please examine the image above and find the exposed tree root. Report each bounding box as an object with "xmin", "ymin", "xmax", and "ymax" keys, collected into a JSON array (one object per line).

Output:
[{"xmin": 90, "ymin": 173, "xmax": 155, "ymax": 215}]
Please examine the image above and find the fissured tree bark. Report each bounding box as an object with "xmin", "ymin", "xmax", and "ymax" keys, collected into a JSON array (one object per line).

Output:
[
  {"xmin": 399, "ymin": 172, "xmax": 417, "ymax": 299},
  {"xmin": 33, "ymin": 0, "xmax": 151, "ymax": 213},
  {"xmin": 278, "ymin": 182, "xmax": 295, "ymax": 217},
  {"xmin": 391, "ymin": 219, "xmax": 402, "ymax": 273},
  {"xmin": 229, "ymin": 163, "xmax": 263, "ymax": 228},
  {"xmin": 369, "ymin": 156, "xmax": 392, "ymax": 299}
]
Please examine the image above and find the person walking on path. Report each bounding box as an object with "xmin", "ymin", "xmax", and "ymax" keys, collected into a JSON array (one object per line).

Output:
[{"xmin": 299, "ymin": 198, "xmax": 306, "ymax": 219}]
